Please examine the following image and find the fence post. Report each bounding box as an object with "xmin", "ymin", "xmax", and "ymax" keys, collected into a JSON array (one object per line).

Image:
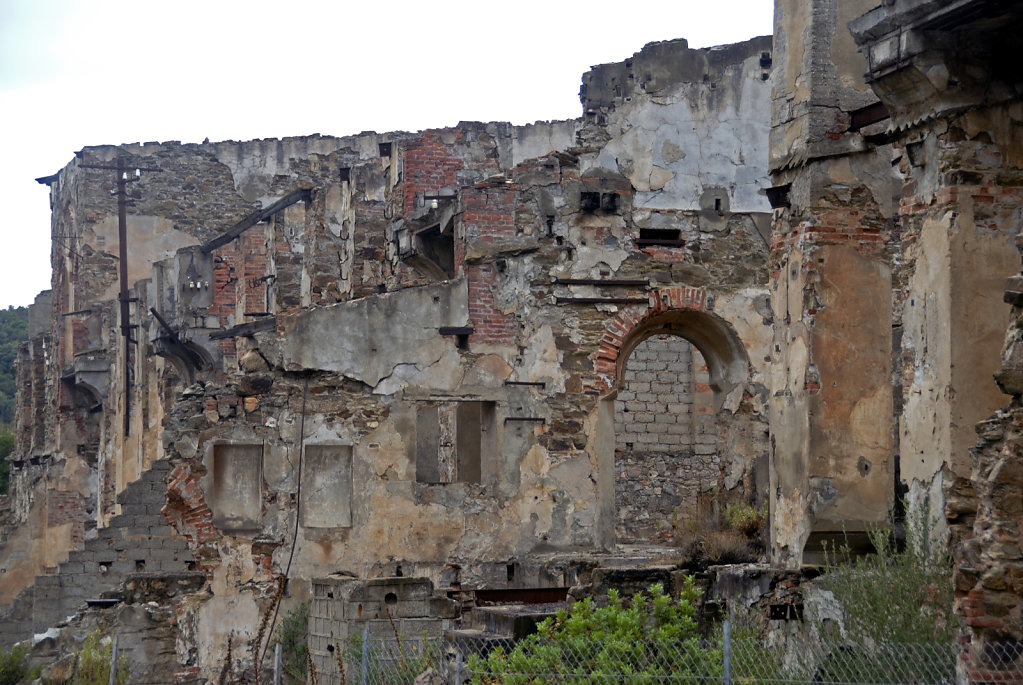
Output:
[
  {"xmin": 360, "ymin": 626, "xmax": 370, "ymax": 685},
  {"xmin": 108, "ymin": 633, "xmax": 119, "ymax": 685},
  {"xmin": 454, "ymin": 647, "xmax": 464, "ymax": 685},
  {"xmin": 273, "ymin": 642, "xmax": 282, "ymax": 685},
  {"xmin": 723, "ymin": 619, "xmax": 732, "ymax": 685}
]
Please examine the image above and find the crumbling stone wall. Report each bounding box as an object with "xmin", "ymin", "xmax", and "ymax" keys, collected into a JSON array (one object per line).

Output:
[
  {"xmin": 3, "ymin": 35, "xmax": 776, "ymax": 678},
  {"xmin": 846, "ymin": 0, "xmax": 1023, "ymax": 676}
]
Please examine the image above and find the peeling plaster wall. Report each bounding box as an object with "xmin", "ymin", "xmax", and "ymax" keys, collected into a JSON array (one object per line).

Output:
[{"xmin": 769, "ymin": 0, "xmax": 899, "ymax": 566}]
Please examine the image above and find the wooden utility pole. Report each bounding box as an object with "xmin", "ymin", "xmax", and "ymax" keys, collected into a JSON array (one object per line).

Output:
[{"xmin": 79, "ymin": 158, "xmax": 161, "ymax": 437}]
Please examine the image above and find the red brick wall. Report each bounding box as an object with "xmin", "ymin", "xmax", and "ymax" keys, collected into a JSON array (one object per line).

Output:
[
  {"xmin": 462, "ymin": 183, "xmax": 518, "ymax": 345},
  {"xmin": 46, "ymin": 490, "xmax": 88, "ymax": 546},
  {"xmin": 402, "ymin": 131, "xmax": 464, "ymax": 216},
  {"xmin": 165, "ymin": 463, "xmax": 218, "ymax": 573}
]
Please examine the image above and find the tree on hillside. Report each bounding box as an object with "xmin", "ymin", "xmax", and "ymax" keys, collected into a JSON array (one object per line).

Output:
[
  {"xmin": 0, "ymin": 429, "xmax": 13, "ymax": 495},
  {"xmin": 0, "ymin": 307, "xmax": 29, "ymax": 428}
]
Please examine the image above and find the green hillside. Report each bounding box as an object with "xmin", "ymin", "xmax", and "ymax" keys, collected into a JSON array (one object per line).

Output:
[{"xmin": 0, "ymin": 307, "xmax": 29, "ymax": 429}]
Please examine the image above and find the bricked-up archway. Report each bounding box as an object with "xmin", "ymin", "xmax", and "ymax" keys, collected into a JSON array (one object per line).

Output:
[
  {"xmin": 595, "ymin": 288, "xmax": 749, "ymax": 408},
  {"xmin": 593, "ymin": 289, "xmax": 759, "ymax": 547}
]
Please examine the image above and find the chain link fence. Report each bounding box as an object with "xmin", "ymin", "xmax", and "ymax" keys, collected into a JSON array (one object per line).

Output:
[{"xmin": 307, "ymin": 631, "xmax": 1023, "ymax": 684}]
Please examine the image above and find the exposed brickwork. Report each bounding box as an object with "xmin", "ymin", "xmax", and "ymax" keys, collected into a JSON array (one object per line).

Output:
[
  {"xmin": 594, "ymin": 287, "xmax": 709, "ymax": 391},
  {"xmin": 463, "ymin": 183, "xmax": 520, "ymax": 345},
  {"xmin": 45, "ymin": 491, "xmax": 89, "ymax": 547},
  {"xmin": 401, "ymin": 131, "xmax": 464, "ymax": 216},
  {"xmin": 164, "ymin": 463, "xmax": 219, "ymax": 573}
]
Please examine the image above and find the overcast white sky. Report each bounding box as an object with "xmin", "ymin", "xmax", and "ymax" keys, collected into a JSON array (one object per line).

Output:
[{"xmin": 0, "ymin": 0, "xmax": 773, "ymax": 309}]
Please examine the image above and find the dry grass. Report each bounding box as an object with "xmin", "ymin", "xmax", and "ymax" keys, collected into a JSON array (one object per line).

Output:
[{"xmin": 671, "ymin": 492, "xmax": 761, "ymax": 565}]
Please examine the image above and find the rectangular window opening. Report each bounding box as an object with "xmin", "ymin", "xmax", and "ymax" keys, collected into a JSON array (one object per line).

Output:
[
  {"xmin": 416, "ymin": 401, "xmax": 494, "ymax": 484},
  {"xmin": 636, "ymin": 228, "xmax": 684, "ymax": 248}
]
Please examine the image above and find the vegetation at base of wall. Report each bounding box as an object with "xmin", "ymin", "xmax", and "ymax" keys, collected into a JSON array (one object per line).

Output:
[
  {"xmin": 270, "ymin": 600, "xmax": 309, "ymax": 684},
  {"xmin": 723, "ymin": 501, "xmax": 766, "ymax": 538},
  {"xmin": 332, "ymin": 629, "xmax": 438, "ymax": 685},
  {"xmin": 672, "ymin": 492, "xmax": 765, "ymax": 566},
  {"xmin": 0, "ymin": 643, "xmax": 37, "ymax": 685},
  {"xmin": 71, "ymin": 630, "xmax": 130, "ymax": 685},
  {"xmin": 819, "ymin": 506, "xmax": 956, "ymax": 644},
  {"xmin": 0, "ymin": 307, "xmax": 28, "ymax": 430},
  {"xmin": 466, "ymin": 579, "xmax": 720, "ymax": 684}
]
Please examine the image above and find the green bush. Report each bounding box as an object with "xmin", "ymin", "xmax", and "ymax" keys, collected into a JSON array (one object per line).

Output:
[
  {"xmin": 820, "ymin": 508, "xmax": 955, "ymax": 644},
  {"xmin": 466, "ymin": 579, "xmax": 721, "ymax": 684},
  {"xmin": 270, "ymin": 601, "xmax": 309, "ymax": 684},
  {"xmin": 0, "ymin": 429, "xmax": 14, "ymax": 495},
  {"xmin": 0, "ymin": 643, "xmax": 31, "ymax": 685},
  {"xmin": 723, "ymin": 502, "xmax": 765, "ymax": 538}
]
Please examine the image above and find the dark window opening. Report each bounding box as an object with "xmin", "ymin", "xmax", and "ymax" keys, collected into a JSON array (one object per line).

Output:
[
  {"xmin": 339, "ymin": 167, "xmax": 351, "ymax": 182},
  {"xmin": 636, "ymin": 228, "xmax": 684, "ymax": 248},
  {"xmin": 760, "ymin": 52, "xmax": 772, "ymax": 69},
  {"xmin": 415, "ymin": 225, "xmax": 454, "ymax": 279},
  {"xmin": 581, "ymin": 191, "xmax": 620, "ymax": 214},
  {"xmin": 766, "ymin": 184, "xmax": 792, "ymax": 209},
  {"xmin": 714, "ymin": 198, "xmax": 722, "ymax": 212},
  {"xmin": 378, "ymin": 142, "xmax": 392, "ymax": 157}
]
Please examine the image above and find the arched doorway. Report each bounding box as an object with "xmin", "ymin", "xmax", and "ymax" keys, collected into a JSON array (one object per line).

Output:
[
  {"xmin": 614, "ymin": 334, "xmax": 720, "ymax": 543},
  {"xmin": 594, "ymin": 291, "xmax": 767, "ymax": 549}
]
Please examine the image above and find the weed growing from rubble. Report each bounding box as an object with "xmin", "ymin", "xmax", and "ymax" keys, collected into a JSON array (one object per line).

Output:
[
  {"xmin": 0, "ymin": 643, "xmax": 33, "ymax": 685},
  {"xmin": 820, "ymin": 506, "xmax": 955, "ymax": 644},
  {"xmin": 71, "ymin": 630, "xmax": 129, "ymax": 685},
  {"xmin": 270, "ymin": 600, "xmax": 309, "ymax": 684}
]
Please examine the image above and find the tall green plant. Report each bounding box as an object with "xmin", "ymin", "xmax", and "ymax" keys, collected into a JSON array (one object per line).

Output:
[
  {"xmin": 72, "ymin": 630, "xmax": 129, "ymax": 685},
  {"xmin": 270, "ymin": 600, "xmax": 309, "ymax": 684},
  {"xmin": 820, "ymin": 506, "xmax": 956, "ymax": 644},
  {"xmin": 0, "ymin": 643, "xmax": 31, "ymax": 685}
]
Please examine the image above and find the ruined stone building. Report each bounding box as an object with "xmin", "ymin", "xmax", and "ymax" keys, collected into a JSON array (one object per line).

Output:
[{"xmin": 0, "ymin": 0, "xmax": 1021, "ymax": 681}]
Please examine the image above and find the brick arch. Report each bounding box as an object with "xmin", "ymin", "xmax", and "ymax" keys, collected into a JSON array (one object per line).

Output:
[{"xmin": 594, "ymin": 287, "xmax": 748, "ymax": 406}]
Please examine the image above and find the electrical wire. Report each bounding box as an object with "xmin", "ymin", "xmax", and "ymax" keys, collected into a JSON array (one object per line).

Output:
[{"xmin": 258, "ymin": 374, "xmax": 309, "ymax": 673}]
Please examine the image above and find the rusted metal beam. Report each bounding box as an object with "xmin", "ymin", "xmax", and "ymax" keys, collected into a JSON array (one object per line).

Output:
[
  {"xmin": 208, "ymin": 317, "xmax": 277, "ymax": 340},
  {"xmin": 553, "ymin": 278, "xmax": 649, "ymax": 287},
  {"xmin": 201, "ymin": 187, "xmax": 313, "ymax": 254},
  {"xmin": 81, "ymin": 158, "xmax": 162, "ymax": 437},
  {"xmin": 848, "ymin": 101, "xmax": 890, "ymax": 131},
  {"xmin": 150, "ymin": 307, "xmax": 183, "ymax": 344},
  {"xmin": 555, "ymin": 297, "xmax": 649, "ymax": 304}
]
